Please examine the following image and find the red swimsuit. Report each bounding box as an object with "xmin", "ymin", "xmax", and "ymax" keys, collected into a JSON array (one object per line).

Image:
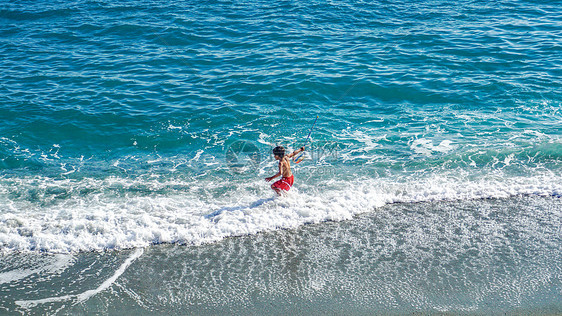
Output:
[{"xmin": 272, "ymin": 175, "xmax": 294, "ymax": 191}]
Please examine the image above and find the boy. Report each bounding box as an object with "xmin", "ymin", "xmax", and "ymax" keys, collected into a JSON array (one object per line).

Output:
[{"xmin": 265, "ymin": 146, "xmax": 305, "ymax": 195}]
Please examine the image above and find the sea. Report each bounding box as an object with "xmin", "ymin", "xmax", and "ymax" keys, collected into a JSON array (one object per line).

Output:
[{"xmin": 0, "ymin": 0, "xmax": 561, "ymax": 314}]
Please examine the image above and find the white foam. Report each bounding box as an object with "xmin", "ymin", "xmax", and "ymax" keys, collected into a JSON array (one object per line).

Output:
[
  {"xmin": 0, "ymin": 170, "xmax": 561, "ymax": 254},
  {"xmin": 0, "ymin": 254, "xmax": 73, "ymax": 284},
  {"xmin": 410, "ymin": 138, "xmax": 456, "ymax": 156}
]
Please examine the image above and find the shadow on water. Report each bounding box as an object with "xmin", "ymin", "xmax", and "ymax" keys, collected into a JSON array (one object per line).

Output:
[{"xmin": 204, "ymin": 197, "xmax": 276, "ymax": 220}]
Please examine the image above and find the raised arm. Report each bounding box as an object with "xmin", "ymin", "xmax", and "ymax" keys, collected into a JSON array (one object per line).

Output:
[{"xmin": 287, "ymin": 147, "xmax": 305, "ymax": 158}]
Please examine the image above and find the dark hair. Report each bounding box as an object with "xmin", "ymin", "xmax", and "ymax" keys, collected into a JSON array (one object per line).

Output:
[{"xmin": 273, "ymin": 146, "xmax": 285, "ymax": 157}]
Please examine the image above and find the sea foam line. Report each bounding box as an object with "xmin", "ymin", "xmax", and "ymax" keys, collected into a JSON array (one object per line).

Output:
[
  {"xmin": 0, "ymin": 254, "xmax": 73, "ymax": 285},
  {"xmin": 15, "ymin": 248, "xmax": 144, "ymax": 309}
]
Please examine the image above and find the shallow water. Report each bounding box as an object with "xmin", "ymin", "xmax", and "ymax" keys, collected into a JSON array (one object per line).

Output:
[
  {"xmin": 1, "ymin": 0, "xmax": 561, "ymax": 314},
  {"xmin": 2, "ymin": 197, "xmax": 560, "ymax": 315}
]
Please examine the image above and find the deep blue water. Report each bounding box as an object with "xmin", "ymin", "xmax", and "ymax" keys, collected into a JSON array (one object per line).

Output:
[{"xmin": 0, "ymin": 0, "xmax": 561, "ymax": 314}]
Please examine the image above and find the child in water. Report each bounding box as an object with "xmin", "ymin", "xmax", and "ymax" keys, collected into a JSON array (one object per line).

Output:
[{"xmin": 265, "ymin": 146, "xmax": 305, "ymax": 195}]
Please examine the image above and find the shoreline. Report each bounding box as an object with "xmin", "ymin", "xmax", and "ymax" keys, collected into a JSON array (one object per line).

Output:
[{"xmin": 2, "ymin": 195, "xmax": 560, "ymax": 315}]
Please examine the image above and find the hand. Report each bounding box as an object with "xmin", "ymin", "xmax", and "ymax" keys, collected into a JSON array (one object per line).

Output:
[
  {"xmin": 300, "ymin": 146, "xmax": 305, "ymax": 151},
  {"xmin": 265, "ymin": 177, "xmax": 273, "ymax": 182}
]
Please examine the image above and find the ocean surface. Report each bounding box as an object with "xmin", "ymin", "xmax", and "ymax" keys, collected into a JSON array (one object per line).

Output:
[{"xmin": 1, "ymin": 0, "xmax": 561, "ymax": 314}]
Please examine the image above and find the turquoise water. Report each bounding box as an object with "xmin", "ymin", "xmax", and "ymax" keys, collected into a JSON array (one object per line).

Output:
[{"xmin": 1, "ymin": 0, "xmax": 561, "ymax": 314}]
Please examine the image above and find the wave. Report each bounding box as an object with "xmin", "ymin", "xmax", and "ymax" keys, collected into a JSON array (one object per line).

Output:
[{"xmin": 1, "ymin": 168, "xmax": 560, "ymax": 254}]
